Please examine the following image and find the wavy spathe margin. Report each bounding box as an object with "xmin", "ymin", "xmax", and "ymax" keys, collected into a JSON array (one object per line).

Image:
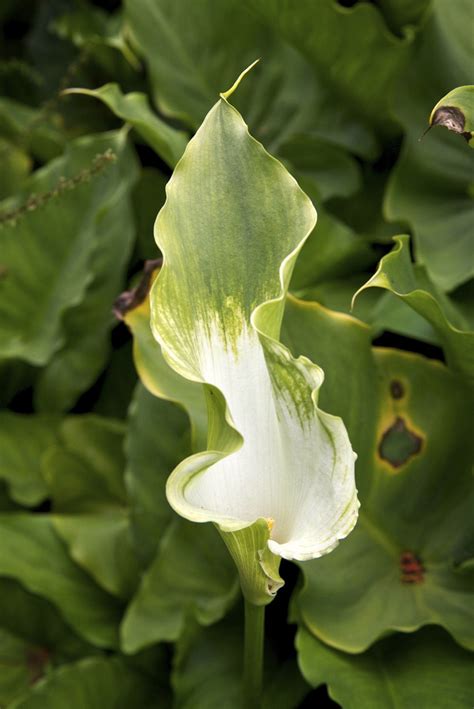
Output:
[{"xmin": 149, "ymin": 68, "xmax": 359, "ymax": 603}]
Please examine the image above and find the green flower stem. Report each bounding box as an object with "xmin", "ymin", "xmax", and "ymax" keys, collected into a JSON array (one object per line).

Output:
[{"xmin": 243, "ymin": 599, "xmax": 265, "ymax": 708}]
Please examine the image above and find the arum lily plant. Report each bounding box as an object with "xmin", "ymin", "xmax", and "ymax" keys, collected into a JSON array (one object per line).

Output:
[{"xmin": 149, "ymin": 65, "xmax": 360, "ymax": 705}]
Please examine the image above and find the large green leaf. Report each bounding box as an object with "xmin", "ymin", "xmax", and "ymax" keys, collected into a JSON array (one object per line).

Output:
[
  {"xmin": 299, "ymin": 276, "xmax": 441, "ymax": 346},
  {"xmin": 123, "ymin": 0, "xmax": 377, "ymax": 157},
  {"xmin": 0, "ymin": 579, "xmax": 93, "ymax": 704},
  {"xmin": 385, "ymin": 0, "xmax": 474, "ymax": 291},
  {"xmin": 120, "ymin": 519, "xmax": 238, "ymax": 652},
  {"xmin": 149, "ymin": 74, "xmax": 358, "ymax": 605},
  {"xmin": 282, "ymin": 297, "xmax": 474, "ymax": 651},
  {"xmin": 247, "ymin": 0, "xmax": 412, "ymax": 135},
  {"xmin": 297, "ymin": 626, "xmax": 474, "ymax": 708},
  {"xmin": 0, "ymin": 129, "xmax": 138, "ymax": 411},
  {"xmin": 0, "ymin": 412, "xmax": 59, "ymax": 506},
  {"xmin": 278, "ymin": 136, "xmax": 376, "ymax": 291},
  {"xmin": 43, "ymin": 416, "xmax": 140, "ymax": 600},
  {"xmin": 354, "ymin": 235, "xmax": 474, "ymax": 385},
  {"xmin": 8, "ymin": 657, "xmax": 164, "ymax": 709},
  {"xmin": 66, "ymin": 84, "xmax": 188, "ymax": 167},
  {"xmin": 125, "ymin": 383, "xmax": 190, "ymax": 565},
  {"xmin": 34, "ymin": 134, "xmax": 139, "ymax": 411},
  {"xmin": 0, "ymin": 514, "xmax": 122, "ymax": 648}
]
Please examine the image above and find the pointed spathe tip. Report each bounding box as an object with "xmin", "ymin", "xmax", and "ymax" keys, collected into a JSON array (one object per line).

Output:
[{"xmin": 220, "ymin": 59, "xmax": 261, "ymax": 101}]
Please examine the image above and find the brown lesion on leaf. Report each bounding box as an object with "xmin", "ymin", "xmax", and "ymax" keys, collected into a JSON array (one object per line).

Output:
[
  {"xmin": 378, "ymin": 416, "xmax": 423, "ymax": 469},
  {"xmin": 400, "ymin": 550, "xmax": 425, "ymax": 584},
  {"xmin": 390, "ymin": 379, "xmax": 404, "ymax": 400},
  {"xmin": 113, "ymin": 258, "xmax": 162, "ymax": 320},
  {"xmin": 431, "ymin": 106, "xmax": 471, "ymax": 142}
]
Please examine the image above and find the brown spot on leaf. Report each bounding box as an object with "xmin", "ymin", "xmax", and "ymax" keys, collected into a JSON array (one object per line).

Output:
[
  {"xmin": 390, "ymin": 380, "xmax": 404, "ymax": 399},
  {"xmin": 113, "ymin": 258, "xmax": 162, "ymax": 319},
  {"xmin": 400, "ymin": 551, "xmax": 424, "ymax": 584},
  {"xmin": 378, "ymin": 416, "xmax": 422, "ymax": 468},
  {"xmin": 431, "ymin": 106, "xmax": 471, "ymax": 141}
]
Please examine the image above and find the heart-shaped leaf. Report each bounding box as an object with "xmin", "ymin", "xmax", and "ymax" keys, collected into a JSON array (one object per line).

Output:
[{"xmin": 283, "ymin": 296, "xmax": 474, "ymax": 651}]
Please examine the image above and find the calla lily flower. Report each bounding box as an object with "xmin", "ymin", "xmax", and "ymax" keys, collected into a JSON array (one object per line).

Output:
[{"xmin": 150, "ymin": 67, "xmax": 359, "ymax": 604}]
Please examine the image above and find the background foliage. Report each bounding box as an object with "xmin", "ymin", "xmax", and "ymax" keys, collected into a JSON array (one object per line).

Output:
[{"xmin": 0, "ymin": 0, "xmax": 472, "ymax": 706}]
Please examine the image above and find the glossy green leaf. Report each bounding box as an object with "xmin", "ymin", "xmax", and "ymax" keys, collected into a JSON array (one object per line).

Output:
[
  {"xmin": 34, "ymin": 134, "xmax": 139, "ymax": 411},
  {"xmin": 123, "ymin": 0, "xmax": 377, "ymax": 158},
  {"xmin": 43, "ymin": 416, "xmax": 140, "ymax": 600},
  {"xmin": 0, "ymin": 412, "xmax": 59, "ymax": 506},
  {"xmin": 429, "ymin": 85, "xmax": 474, "ymax": 144},
  {"xmin": 385, "ymin": 0, "xmax": 474, "ymax": 290},
  {"xmin": 66, "ymin": 84, "xmax": 188, "ymax": 167},
  {"xmin": 297, "ymin": 626, "xmax": 474, "ymax": 708},
  {"xmin": 299, "ymin": 277, "xmax": 441, "ymax": 346},
  {"xmin": 354, "ymin": 235, "xmax": 474, "ymax": 385},
  {"xmin": 150, "ymin": 77, "xmax": 358, "ymax": 605},
  {"xmin": 125, "ymin": 383, "xmax": 190, "ymax": 565},
  {"xmin": 120, "ymin": 519, "xmax": 238, "ymax": 652},
  {"xmin": 283, "ymin": 297, "xmax": 474, "ymax": 651},
  {"xmin": 8, "ymin": 657, "xmax": 163, "ymax": 709},
  {"xmin": 0, "ymin": 130, "xmax": 137, "ymax": 396},
  {"xmin": 0, "ymin": 514, "xmax": 122, "ymax": 648},
  {"xmin": 247, "ymin": 0, "xmax": 411, "ymax": 135},
  {"xmin": 123, "ymin": 0, "xmax": 300, "ymax": 136}
]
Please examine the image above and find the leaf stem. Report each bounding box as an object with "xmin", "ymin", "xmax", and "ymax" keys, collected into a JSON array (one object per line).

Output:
[{"xmin": 243, "ymin": 599, "xmax": 265, "ymax": 708}]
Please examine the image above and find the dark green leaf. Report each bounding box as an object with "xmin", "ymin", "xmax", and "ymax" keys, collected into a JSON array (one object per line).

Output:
[
  {"xmin": 283, "ymin": 297, "xmax": 474, "ymax": 651},
  {"xmin": 0, "ymin": 412, "xmax": 59, "ymax": 506},
  {"xmin": 297, "ymin": 626, "xmax": 474, "ymax": 708},
  {"xmin": 125, "ymin": 383, "xmax": 190, "ymax": 565},
  {"xmin": 121, "ymin": 520, "xmax": 238, "ymax": 652},
  {"xmin": 8, "ymin": 656, "xmax": 165, "ymax": 709},
  {"xmin": 354, "ymin": 235, "xmax": 474, "ymax": 385},
  {"xmin": 385, "ymin": 0, "xmax": 473, "ymax": 290},
  {"xmin": 44, "ymin": 416, "xmax": 140, "ymax": 600},
  {"xmin": 0, "ymin": 514, "xmax": 122, "ymax": 648}
]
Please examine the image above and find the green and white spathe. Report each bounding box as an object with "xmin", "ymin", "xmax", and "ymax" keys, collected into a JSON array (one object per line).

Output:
[{"xmin": 150, "ymin": 70, "xmax": 359, "ymax": 604}]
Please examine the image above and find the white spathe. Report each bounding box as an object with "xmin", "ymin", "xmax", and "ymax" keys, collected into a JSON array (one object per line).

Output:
[{"xmin": 168, "ymin": 320, "xmax": 359, "ymax": 561}]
